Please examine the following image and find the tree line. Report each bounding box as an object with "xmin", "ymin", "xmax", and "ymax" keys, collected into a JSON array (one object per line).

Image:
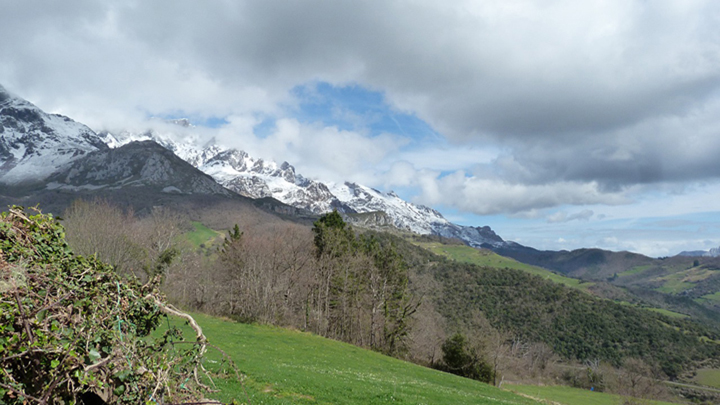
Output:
[{"xmin": 62, "ymin": 200, "xmax": 415, "ymax": 356}]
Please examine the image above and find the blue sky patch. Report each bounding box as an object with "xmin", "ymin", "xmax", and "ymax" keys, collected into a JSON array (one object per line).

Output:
[{"xmin": 289, "ymin": 81, "xmax": 439, "ymax": 141}]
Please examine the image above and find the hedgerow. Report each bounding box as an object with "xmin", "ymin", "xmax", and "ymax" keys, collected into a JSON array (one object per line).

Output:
[{"xmin": 0, "ymin": 207, "xmax": 208, "ymax": 404}]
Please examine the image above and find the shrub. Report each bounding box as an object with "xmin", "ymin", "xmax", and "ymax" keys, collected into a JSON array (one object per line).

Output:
[{"xmin": 0, "ymin": 207, "xmax": 208, "ymax": 404}]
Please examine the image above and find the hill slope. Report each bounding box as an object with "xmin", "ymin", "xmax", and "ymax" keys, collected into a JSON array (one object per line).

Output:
[{"xmin": 169, "ymin": 313, "xmax": 543, "ymax": 404}]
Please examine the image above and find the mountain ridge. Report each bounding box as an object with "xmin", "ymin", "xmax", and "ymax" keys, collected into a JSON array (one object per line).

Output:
[{"xmin": 100, "ymin": 126, "xmax": 509, "ymax": 248}]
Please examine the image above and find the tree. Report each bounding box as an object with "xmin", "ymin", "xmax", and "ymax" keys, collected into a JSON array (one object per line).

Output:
[
  {"xmin": 439, "ymin": 333, "xmax": 494, "ymax": 383},
  {"xmin": 312, "ymin": 210, "xmax": 354, "ymax": 258},
  {"xmin": 62, "ymin": 199, "xmax": 184, "ymax": 281},
  {"xmin": 309, "ymin": 214, "xmax": 416, "ymax": 352},
  {"xmin": 62, "ymin": 199, "xmax": 146, "ymax": 276}
]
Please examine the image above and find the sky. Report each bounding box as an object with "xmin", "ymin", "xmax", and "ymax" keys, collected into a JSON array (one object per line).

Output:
[{"xmin": 2, "ymin": 0, "xmax": 720, "ymax": 257}]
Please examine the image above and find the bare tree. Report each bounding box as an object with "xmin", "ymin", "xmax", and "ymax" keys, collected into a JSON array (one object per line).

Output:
[{"xmin": 63, "ymin": 199, "xmax": 146, "ymax": 276}]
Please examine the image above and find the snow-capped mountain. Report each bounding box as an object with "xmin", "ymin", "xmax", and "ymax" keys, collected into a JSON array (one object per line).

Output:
[
  {"xmin": 677, "ymin": 246, "xmax": 720, "ymax": 258},
  {"xmin": 45, "ymin": 140, "xmax": 231, "ymax": 195},
  {"xmin": 200, "ymin": 149, "xmax": 347, "ymax": 214},
  {"xmin": 0, "ymin": 85, "xmax": 506, "ymax": 248},
  {"xmin": 102, "ymin": 126, "xmax": 507, "ymax": 247},
  {"xmin": 0, "ymin": 85, "xmax": 107, "ymax": 184}
]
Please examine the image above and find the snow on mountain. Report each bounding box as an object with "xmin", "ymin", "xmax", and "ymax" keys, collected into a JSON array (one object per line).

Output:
[
  {"xmin": 328, "ymin": 182, "xmax": 448, "ymax": 234},
  {"xmin": 0, "ymin": 85, "xmax": 107, "ymax": 184},
  {"xmin": 100, "ymin": 126, "xmax": 508, "ymax": 247},
  {"xmin": 200, "ymin": 150, "xmax": 347, "ymax": 214},
  {"xmin": 98, "ymin": 128, "xmax": 221, "ymax": 167},
  {"xmin": 678, "ymin": 246, "xmax": 720, "ymax": 258},
  {"xmin": 0, "ymin": 86, "xmax": 507, "ymax": 248}
]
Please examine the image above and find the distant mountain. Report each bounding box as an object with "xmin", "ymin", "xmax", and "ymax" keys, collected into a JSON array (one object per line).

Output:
[
  {"xmin": 101, "ymin": 127, "xmax": 508, "ymax": 248},
  {"xmin": 490, "ymin": 244, "xmax": 655, "ymax": 280},
  {"xmin": 2, "ymin": 85, "xmax": 719, "ymax": 318},
  {"xmin": 0, "ymin": 85, "xmax": 107, "ymax": 184},
  {"xmin": 677, "ymin": 246, "xmax": 720, "ymax": 258}
]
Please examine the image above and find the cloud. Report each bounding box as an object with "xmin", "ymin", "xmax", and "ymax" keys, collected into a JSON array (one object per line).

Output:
[
  {"xmin": 384, "ymin": 168, "xmax": 629, "ymax": 215},
  {"xmin": 547, "ymin": 210, "xmax": 595, "ymax": 223},
  {"xmin": 2, "ymin": 0, "xmax": 720, "ymax": 219},
  {"xmin": 216, "ymin": 118, "xmax": 408, "ymax": 184}
]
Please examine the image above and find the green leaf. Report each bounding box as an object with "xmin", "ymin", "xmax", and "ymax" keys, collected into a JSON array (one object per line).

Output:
[
  {"xmin": 114, "ymin": 369, "xmax": 132, "ymax": 382},
  {"xmin": 50, "ymin": 359, "xmax": 60, "ymax": 368},
  {"xmin": 88, "ymin": 348, "xmax": 102, "ymax": 362},
  {"xmin": 113, "ymin": 384, "xmax": 126, "ymax": 396}
]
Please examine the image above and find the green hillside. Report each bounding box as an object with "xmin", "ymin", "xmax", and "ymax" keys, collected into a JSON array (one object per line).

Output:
[
  {"xmin": 166, "ymin": 313, "xmax": 542, "ymax": 404},
  {"xmin": 411, "ymin": 240, "xmax": 592, "ymax": 290},
  {"xmin": 411, "ymin": 238, "xmax": 720, "ymax": 325}
]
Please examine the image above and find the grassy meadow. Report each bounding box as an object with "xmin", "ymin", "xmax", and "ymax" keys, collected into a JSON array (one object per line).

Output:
[
  {"xmin": 162, "ymin": 313, "xmax": 542, "ymax": 404},
  {"xmin": 184, "ymin": 220, "xmax": 225, "ymax": 248},
  {"xmin": 506, "ymin": 384, "xmax": 677, "ymax": 405},
  {"xmin": 693, "ymin": 368, "xmax": 720, "ymax": 389}
]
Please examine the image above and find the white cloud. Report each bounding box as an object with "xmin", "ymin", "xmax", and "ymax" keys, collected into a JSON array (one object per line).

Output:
[{"xmin": 217, "ymin": 118, "xmax": 408, "ymax": 184}]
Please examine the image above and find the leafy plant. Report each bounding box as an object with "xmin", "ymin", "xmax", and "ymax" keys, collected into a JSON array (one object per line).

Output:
[{"xmin": 0, "ymin": 207, "xmax": 209, "ymax": 404}]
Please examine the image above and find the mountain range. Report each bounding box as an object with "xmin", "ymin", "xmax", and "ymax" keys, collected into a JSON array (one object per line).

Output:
[
  {"xmin": 55, "ymin": 106, "xmax": 508, "ymax": 247},
  {"xmin": 4, "ymin": 84, "xmax": 720, "ymax": 319},
  {"xmin": 0, "ymin": 84, "xmax": 507, "ymax": 248},
  {"xmin": 678, "ymin": 247, "xmax": 720, "ymax": 258}
]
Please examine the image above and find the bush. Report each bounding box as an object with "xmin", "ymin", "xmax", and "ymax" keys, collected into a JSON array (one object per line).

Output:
[
  {"xmin": 437, "ymin": 333, "xmax": 494, "ymax": 383},
  {"xmin": 0, "ymin": 207, "xmax": 208, "ymax": 404}
]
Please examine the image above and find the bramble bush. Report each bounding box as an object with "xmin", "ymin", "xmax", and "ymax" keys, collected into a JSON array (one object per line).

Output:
[{"xmin": 0, "ymin": 207, "xmax": 208, "ymax": 404}]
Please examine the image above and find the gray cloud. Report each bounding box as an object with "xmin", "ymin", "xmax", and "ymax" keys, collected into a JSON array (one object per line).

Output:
[
  {"xmin": 2, "ymin": 1, "xmax": 720, "ymax": 215},
  {"xmin": 547, "ymin": 210, "xmax": 594, "ymax": 223}
]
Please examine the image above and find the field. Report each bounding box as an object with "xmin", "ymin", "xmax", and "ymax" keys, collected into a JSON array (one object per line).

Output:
[
  {"xmin": 506, "ymin": 384, "xmax": 676, "ymax": 405},
  {"xmin": 694, "ymin": 368, "xmax": 720, "ymax": 389},
  {"xmin": 183, "ymin": 220, "xmax": 225, "ymax": 248},
  {"xmin": 654, "ymin": 266, "xmax": 717, "ymax": 294},
  {"xmin": 618, "ymin": 265, "xmax": 653, "ymax": 277},
  {"xmin": 698, "ymin": 291, "xmax": 720, "ymax": 305},
  {"xmin": 163, "ymin": 313, "xmax": 542, "ymax": 404},
  {"xmin": 411, "ymin": 241, "xmax": 593, "ymax": 291}
]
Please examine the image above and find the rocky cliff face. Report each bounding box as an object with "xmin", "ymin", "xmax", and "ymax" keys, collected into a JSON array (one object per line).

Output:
[{"xmin": 44, "ymin": 140, "xmax": 231, "ymax": 195}]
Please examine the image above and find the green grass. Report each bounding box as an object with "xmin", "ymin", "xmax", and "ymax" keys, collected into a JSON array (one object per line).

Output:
[
  {"xmin": 654, "ymin": 267, "xmax": 718, "ymax": 295},
  {"xmin": 163, "ymin": 313, "xmax": 542, "ymax": 404},
  {"xmin": 184, "ymin": 221, "xmax": 224, "ymax": 248},
  {"xmin": 694, "ymin": 368, "xmax": 720, "ymax": 389},
  {"xmin": 644, "ymin": 307, "xmax": 689, "ymax": 319},
  {"xmin": 699, "ymin": 291, "xmax": 720, "ymax": 304},
  {"xmin": 655, "ymin": 280, "xmax": 695, "ymax": 295},
  {"xmin": 617, "ymin": 301, "xmax": 689, "ymax": 319},
  {"xmin": 412, "ymin": 241, "xmax": 593, "ymax": 291},
  {"xmin": 506, "ymin": 384, "xmax": 676, "ymax": 405},
  {"xmin": 618, "ymin": 265, "xmax": 653, "ymax": 277}
]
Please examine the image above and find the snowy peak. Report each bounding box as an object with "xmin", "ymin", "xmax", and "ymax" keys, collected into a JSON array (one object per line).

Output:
[
  {"xmin": 678, "ymin": 245, "xmax": 720, "ymax": 258},
  {"xmin": 329, "ymin": 181, "xmax": 449, "ymax": 234},
  {"xmin": 99, "ymin": 126, "xmax": 508, "ymax": 248},
  {"xmin": 0, "ymin": 86, "xmax": 107, "ymax": 184},
  {"xmin": 97, "ymin": 127, "xmax": 217, "ymax": 167}
]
